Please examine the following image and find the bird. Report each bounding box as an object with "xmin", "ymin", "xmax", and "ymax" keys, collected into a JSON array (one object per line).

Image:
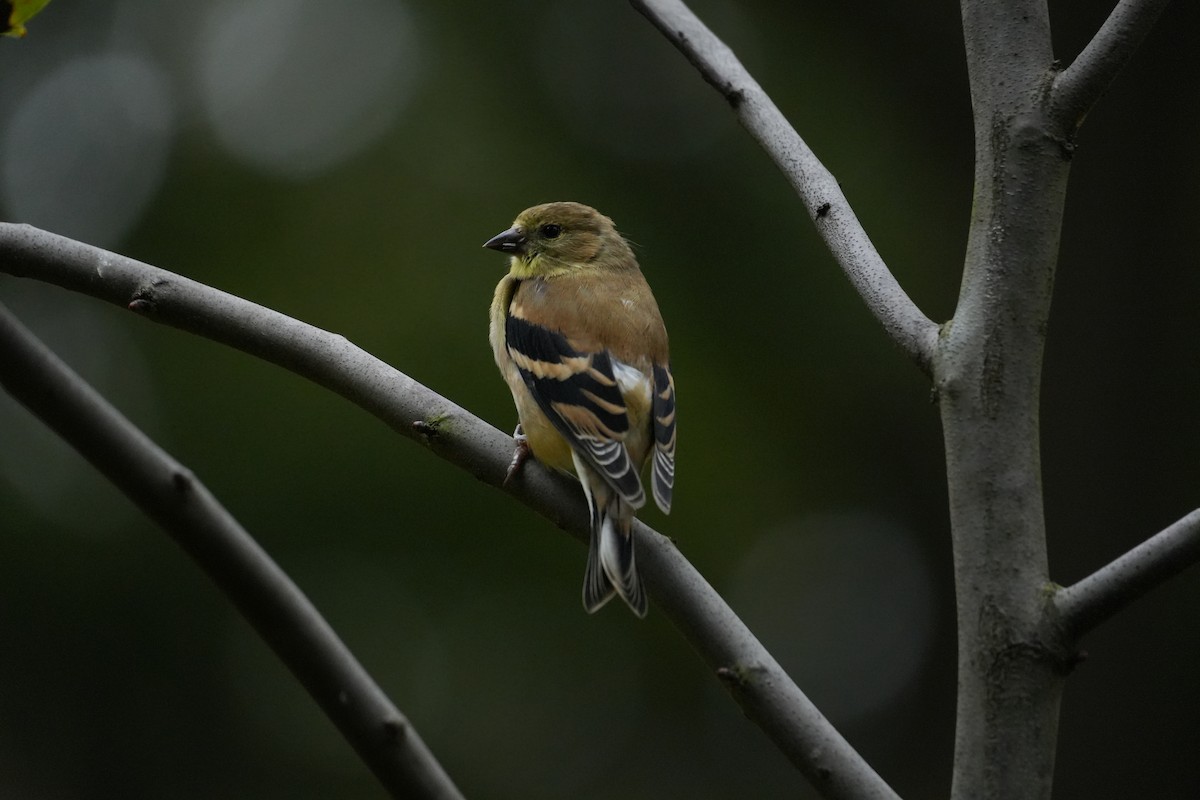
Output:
[{"xmin": 484, "ymin": 202, "xmax": 676, "ymax": 617}]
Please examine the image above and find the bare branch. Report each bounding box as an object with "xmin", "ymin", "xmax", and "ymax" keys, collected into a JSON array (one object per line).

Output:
[
  {"xmin": 0, "ymin": 300, "xmax": 462, "ymax": 800},
  {"xmin": 1050, "ymin": 0, "xmax": 1173, "ymax": 132},
  {"xmin": 1054, "ymin": 508, "xmax": 1200, "ymax": 639},
  {"xmin": 0, "ymin": 223, "xmax": 900, "ymax": 800},
  {"xmin": 630, "ymin": 0, "xmax": 939, "ymax": 375}
]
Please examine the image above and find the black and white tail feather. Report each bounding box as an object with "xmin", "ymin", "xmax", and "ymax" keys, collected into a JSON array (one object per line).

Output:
[
  {"xmin": 572, "ymin": 361, "xmax": 675, "ymax": 618},
  {"xmin": 575, "ymin": 452, "xmax": 648, "ymax": 616}
]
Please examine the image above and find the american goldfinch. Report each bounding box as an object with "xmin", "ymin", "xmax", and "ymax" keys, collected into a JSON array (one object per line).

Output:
[{"xmin": 485, "ymin": 202, "xmax": 676, "ymax": 618}]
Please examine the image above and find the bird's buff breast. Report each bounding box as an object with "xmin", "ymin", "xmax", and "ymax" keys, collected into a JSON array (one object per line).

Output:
[
  {"xmin": 505, "ymin": 372, "xmax": 576, "ymax": 475},
  {"xmin": 523, "ymin": 410, "xmax": 577, "ymax": 475}
]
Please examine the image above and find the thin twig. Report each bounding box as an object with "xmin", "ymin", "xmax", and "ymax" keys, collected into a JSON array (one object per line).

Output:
[
  {"xmin": 0, "ymin": 300, "xmax": 463, "ymax": 800},
  {"xmin": 0, "ymin": 222, "xmax": 900, "ymax": 800},
  {"xmin": 630, "ymin": 0, "xmax": 939, "ymax": 375},
  {"xmin": 1050, "ymin": 0, "xmax": 1173, "ymax": 132},
  {"xmin": 1054, "ymin": 508, "xmax": 1200, "ymax": 639}
]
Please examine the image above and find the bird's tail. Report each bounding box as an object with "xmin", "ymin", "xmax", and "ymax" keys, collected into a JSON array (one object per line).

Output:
[{"xmin": 582, "ymin": 497, "xmax": 647, "ymax": 618}]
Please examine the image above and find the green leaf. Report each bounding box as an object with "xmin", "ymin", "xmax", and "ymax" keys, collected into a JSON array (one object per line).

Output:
[{"xmin": 2, "ymin": 0, "xmax": 53, "ymax": 38}]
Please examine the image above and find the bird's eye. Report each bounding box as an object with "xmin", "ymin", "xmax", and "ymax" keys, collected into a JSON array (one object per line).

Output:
[{"xmin": 540, "ymin": 223, "xmax": 562, "ymax": 239}]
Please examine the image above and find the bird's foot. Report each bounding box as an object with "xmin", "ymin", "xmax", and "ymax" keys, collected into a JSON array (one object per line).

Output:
[{"xmin": 503, "ymin": 424, "xmax": 532, "ymax": 486}]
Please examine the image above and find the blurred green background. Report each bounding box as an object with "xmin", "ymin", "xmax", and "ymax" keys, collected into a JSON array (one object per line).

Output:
[{"xmin": 1, "ymin": 0, "xmax": 1198, "ymax": 797}]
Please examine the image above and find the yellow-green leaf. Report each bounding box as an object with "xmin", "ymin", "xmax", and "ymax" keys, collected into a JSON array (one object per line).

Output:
[{"xmin": 2, "ymin": 0, "xmax": 53, "ymax": 38}]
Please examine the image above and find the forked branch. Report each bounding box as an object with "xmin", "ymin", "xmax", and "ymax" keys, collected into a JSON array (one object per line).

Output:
[{"xmin": 1051, "ymin": 0, "xmax": 1174, "ymax": 132}]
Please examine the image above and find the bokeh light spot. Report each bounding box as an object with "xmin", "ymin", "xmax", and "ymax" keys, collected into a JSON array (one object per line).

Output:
[
  {"xmin": 196, "ymin": 0, "xmax": 421, "ymax": 180},
  {"xmin": 0, "ymin": 52, "xmax": 174, "ymax": 248},
  {"xmin": 725, "ymin": 512, "xmax": 936, "ymax": 723}
]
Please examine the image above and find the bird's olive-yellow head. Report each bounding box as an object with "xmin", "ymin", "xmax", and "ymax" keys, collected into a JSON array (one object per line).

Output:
[{"xmin": 483, "ymin": 202, "xmax": 635, "ymax": 278}]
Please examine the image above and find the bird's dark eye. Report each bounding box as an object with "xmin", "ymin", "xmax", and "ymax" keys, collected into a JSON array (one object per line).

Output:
[{"xmin": 540, "ymin": 223, "xmax": 562, "ymax": 239}]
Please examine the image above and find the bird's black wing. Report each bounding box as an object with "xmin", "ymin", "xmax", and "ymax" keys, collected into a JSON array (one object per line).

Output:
[{"xmin": 505, "ymin": 313, "xmax": 646, "ymax": 508}]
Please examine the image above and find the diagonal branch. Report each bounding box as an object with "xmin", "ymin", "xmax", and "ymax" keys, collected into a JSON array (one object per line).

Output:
[
  {"xmin": 637, "ymin": 527, "xmax": 901, "ymax": 800},
  {"xmin": 630, "ymin": 0, "xmax": 939, "ymax": 375},
  {"xmin": 1053, "ymin": 508, "xmax": 1200, "ymax": 640},
  {"xmin": 1050, "ymin": 0, "xmax": 1173, "ymax": 132},
  {"xmin": 0, "ymin": 223, "xmax": 900, "ymax": 800},
  {"xmin": 0, "ymin": 300, "xmax": 462, "ymax": 800}
]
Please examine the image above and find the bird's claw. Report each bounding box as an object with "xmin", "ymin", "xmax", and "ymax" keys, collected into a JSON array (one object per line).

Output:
[{"xmin": 503, "ymin": 424, "xmax": 531, "ymax": 486}]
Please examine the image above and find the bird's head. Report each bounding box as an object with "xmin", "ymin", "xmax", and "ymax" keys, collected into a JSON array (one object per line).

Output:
[{"xmin": 483, "ymin": 202, "xmax": 634, "ymax": 278}]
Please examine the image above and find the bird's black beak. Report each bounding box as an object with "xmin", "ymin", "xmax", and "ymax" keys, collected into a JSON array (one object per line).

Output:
[{"xmin": 483, "ymin": 226, "xmax": 526, "ymax": 255}]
